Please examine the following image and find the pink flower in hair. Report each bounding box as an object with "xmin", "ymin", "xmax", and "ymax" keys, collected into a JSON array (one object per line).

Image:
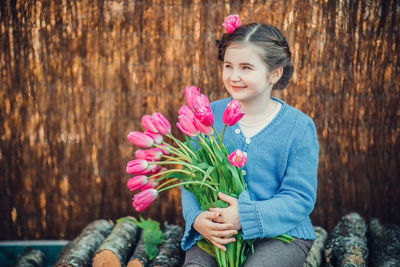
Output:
[{"xmin": 223, "ymin": 14, "xmax": 242, "ymax": 34}]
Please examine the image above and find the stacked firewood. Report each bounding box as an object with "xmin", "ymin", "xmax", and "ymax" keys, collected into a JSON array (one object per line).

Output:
[
  {"xmin": 53, "ymin": 218, "xmax": 184, "ymax": 267},
  {"xmin": 303, "ymin": 213, "xmax": 400, "ymax": 267},
  {"xmin": 12, "ymin": 213, "xmax": 400, "ymax": 267}
]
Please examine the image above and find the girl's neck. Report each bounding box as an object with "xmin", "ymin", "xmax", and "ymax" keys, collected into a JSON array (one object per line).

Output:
[{"xmin": 239, "ymin": 96, "xmax": 278, "ymax": 125}]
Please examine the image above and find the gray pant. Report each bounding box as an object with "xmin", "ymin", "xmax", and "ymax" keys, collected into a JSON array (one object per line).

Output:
[{"xmin": 183, "ymin": 238, "xmax": 314, "ymax": 267}]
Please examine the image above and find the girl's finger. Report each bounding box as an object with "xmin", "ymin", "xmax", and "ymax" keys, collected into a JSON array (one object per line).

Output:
[
  {"xmin": 211, "ymin": 236, "xmax": 236, "ymax": 245},
  {"xmin": 212, "ymin": 229, "xmax": 238, "ymax": 237},
  {"xmin": 218, "ymin": 192, "xmax": 237, "ymax": 205},
  {"xmin": 212, "ymin": 216, "xmax": 224, "ymax": 223},
  {"xmin": 209, "ymin": 207, "xmax": 222, "ymax": 213},
  {"xmin": 211, "ymin": 240, "xmax": 226, "ymax": 251},
  {"xmin": 203, "ymin": 211, "xmax": 219, "ymax": 219},
  {"xmin": 210, "ymin": 222, "xmax": 234, "ymax": 231}
]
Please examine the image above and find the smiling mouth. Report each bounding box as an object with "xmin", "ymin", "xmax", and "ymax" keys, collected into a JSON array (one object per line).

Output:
[{"xmin": 231, "ymin": 86, "xmax": 247, "ymax": 89}]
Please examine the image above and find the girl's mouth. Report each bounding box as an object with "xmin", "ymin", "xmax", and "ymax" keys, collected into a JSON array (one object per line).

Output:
[{"xmin": 231, "ymin": 86, "xmax": 247, "ymax": 89}]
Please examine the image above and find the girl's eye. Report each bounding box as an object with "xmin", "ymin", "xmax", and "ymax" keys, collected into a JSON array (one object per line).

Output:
[
  {"xmin": 224, "ymin": 64, "xmax": 232, "ymax": 69},
  {"xmin": 243, "ymin": 66, "xmax": 252, "ymax": 70}
]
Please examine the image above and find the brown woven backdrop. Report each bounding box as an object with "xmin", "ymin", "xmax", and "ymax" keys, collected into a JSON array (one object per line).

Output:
[{"xmin": 1, "ymin": 0, "xmax": 399, "ymax": 240}]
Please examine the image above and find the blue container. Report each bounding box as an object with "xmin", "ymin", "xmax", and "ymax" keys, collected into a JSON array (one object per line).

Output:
[{"xmin": 0, "ymin": 240, "xmax": 69, "ymax": 267}]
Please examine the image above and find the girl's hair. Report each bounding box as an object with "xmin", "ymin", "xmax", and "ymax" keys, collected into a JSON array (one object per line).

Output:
[{"xmin": 216, "ymin": 23, "xmax": 293, "ymax": 90}]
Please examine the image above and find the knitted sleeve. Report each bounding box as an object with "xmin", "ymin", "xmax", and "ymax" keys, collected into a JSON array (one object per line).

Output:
[
  {"xmin": 180, "ymin": 184, "xmax": 203, "ymax": 250},
  {"xmin": 238, "ymin": 119, "xmax": 319, "ymax": 240}
]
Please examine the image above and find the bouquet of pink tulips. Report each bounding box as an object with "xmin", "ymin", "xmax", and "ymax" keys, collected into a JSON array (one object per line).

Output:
[{"xmin": 125, "ymin": 86, "xmax": 292, "ymax": 267}]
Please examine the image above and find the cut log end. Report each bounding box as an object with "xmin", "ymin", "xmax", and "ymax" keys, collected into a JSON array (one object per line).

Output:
[
  {"xmin": 93, "ymin": 250, "xmax": 121, "ymax": 267},
  {"xmin": 127, "ymin": 259, "xmax": 146, "ymax": 267}
]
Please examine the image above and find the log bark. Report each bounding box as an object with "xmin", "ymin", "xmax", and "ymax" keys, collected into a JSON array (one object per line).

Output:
[
  {"xmin": 304, "ymin": 226, "xmax": 328, "ymax": 267},
  {"xmin": 14, "ymin": 248, "xmax": 46, "ymax": 267},
  {"xmin": 368, "ymin": 219, "xmax": 400, "ymax": 267},
  {"xmin": 127, "ymin": 233, "xmax": 150, "ymax": 267},
  {"xmin": 148, "ymin": 223, "xmax": 184, "ymax": 267},
  {"xmin": 324, "ymin": 213, "xmax": 368, "ymax": 267},
  {"xmin": 93, "ymin": 218, "xmax": 140, "ymax": 267},
  {"xmin": 54, "ymin": 219, "xmax": 114, "ymax": 267}
]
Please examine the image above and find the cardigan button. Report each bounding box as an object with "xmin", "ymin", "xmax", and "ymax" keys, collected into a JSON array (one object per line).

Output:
[
  {"xmin": 245, "ymin": 138, "xmax": 251, "ymax": 144},
  {"xmin": 235, "ymin": 129, "xmax": 240, "ymax": 134},
  {"xmin": 242, "ymin": 170, "xmax": 247, "ymax": 175}
]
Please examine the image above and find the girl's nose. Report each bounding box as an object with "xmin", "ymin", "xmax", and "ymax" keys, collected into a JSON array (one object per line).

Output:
[{"xmin": 231, "ymin": 70, "xmax": 241, "ymax": 82}]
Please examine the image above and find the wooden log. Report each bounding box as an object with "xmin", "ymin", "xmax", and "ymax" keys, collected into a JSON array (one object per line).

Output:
[
  {"xmin": 127, "ymin": 233, "xmax": 150, "ymax": 267},
  {"xmin": 304, "ymin": 226, "xmax": 328, "ymax": 267},
  {"xmin": 148, "ymin": 223, "xmax": 184, "ymax": 267},
  {"xmin": 368, "ymin": 219, "xmax": 400, "ymax": 267},
  {"xmin": 324, "ymin": 212, "xmax": 368, "ymax": 267},
  {"xmin": 54, "ymin": 219, "xmax": 114, "ymax": 267},
  {"xmin": 14, "ymin": 247, "xmax": 46, "ymax": 267},
  {"xmin": 93, "ymin": 217, "xmax": 140, "ymax": 267}
]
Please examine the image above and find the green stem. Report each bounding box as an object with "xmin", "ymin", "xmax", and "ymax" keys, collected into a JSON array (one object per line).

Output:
[
  {"xmin": 212, "ymin": 125, "xmax": 223, "ymax": 145},
  {"xmin": 157, "ymin": 180, "xmax": 217, "ymax": 193},
  {"xmin": 150, "ymin": 161, "xmax": 213, "ymax": 181},
  {"xmin": 155, "ymin": 143, "xmax": 191, "ymax": 162},
  {"xmin": 148, "ymin": 168, "xmax": 194, "ymax": 181},
  {"xmin": 156, "ymin": 178, "xmax": 178, "ymax": 190},
  {"xmin": 197, "ymin": 135, "xmax": 217, "ymax": 165},
  {"xmin": 161, "ymin": 154, "xmax": 188, "ymax": 163},
  {"xmin": 166, "ymin": 134, "xmax": 198, "ymax": 161},
  {"xmin": 220, "ymin": 125, "xmax": 228, "ymax": 144}
]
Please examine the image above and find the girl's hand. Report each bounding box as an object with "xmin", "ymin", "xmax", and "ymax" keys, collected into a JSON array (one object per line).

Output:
[
  {"xmin": 193, "ymin": 211, "xmax": 238, "ymax": 251},
  {"xmin": 209, "ymin": 192, "xmax": 242, "ymax": 231}
]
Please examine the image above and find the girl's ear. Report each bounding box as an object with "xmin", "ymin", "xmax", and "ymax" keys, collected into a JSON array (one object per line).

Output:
[{"xmin": 270, "ymin": 67, "xmax": 283, "ymax": 85}]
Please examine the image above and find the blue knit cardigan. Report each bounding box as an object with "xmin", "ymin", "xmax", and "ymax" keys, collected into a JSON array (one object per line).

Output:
[{"xmin": 181, "ymin": 96, "xmax": 319, "ymax": 250}]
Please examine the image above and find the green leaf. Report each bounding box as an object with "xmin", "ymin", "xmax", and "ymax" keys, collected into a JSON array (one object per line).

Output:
[
  {"xmin": 197, "ymin": 238, "xmax": 216, "ymax": 257},
  {"xmin": 210, "ymin": 140, "xmax": 225, "ymax": 162},
  {"xmin": 143, "ymin": 228, "xmax": 164, "ymax": 245},
  {"xmin": 196, "ymin": 162, "xmax": 209, "ymax": 170},
  {"xmin": 132, "ymin": 217, "xmax": 164, "ymax": 260},
  {"xmin": 200, "ymin": 166, "xmax": 215, "ymax": 186},
  {"xmin": 201, "ymin": 199, "xmax": 229, "ymax": 210},
  {"xmin": 145, "ymin": 241, "xmax": 160, "ymax": 260},
  {"xmin": 162, "ymin": 171, "xmax": 188, "ymax": 180},
  {"xmin": 185, "ymin": 136, "xmax": 198, "ymax": 154},
  {"xmin": 134, "ymin": 217, "xmax": 160, "ymax": 230},
  {"xmin": 272, "ymin": 234, "xmax": 295, "ymax": 243}
]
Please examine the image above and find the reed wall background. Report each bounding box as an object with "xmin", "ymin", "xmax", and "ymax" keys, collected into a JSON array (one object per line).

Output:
[{"xmin": 1, "ymin": 0, "xmax": 399, "ymax": 240}]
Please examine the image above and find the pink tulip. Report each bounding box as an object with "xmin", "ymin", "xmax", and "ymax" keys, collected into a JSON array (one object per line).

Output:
[
  {"xmin": 194, "ymin": 106, "xmax": 214, "ymax": 127},
  {"xmin": 134, "ymin": 163, "xmax": 160, "ymax": 175},
  {"xmin": 153, "ymin": 167, "xmax": 168, "ymax": 176},
  {"xmin": 127, "ymin": 175, "xmax": 148, "ymax": 191},
  {"xmin": 132, "ymin": 189, "xmax": 158, "ymax": 212},
  {"xmin": 156, "ymin": 144, "xmax": 171, "ymax": 155},
  {"xmin": 223, "ymin": 100, "xmax": 245, "ymax": 126},
  {"xmin": 141, "ymin": 178, "xmax": 159, "ymax": 190},
  {"xmin": 228, "ymin": 149, "xmax": 247, "ymax": 167},
  {"xmin": 194, "ymin": 117, "xmax": 214, "ymax": 135},
  {"xmin": 126, "ymin": 159, "xmax": 149, "ymax": 174},
  {"xmin": 127, "ymin": 131, "xmax": 154, "ymax": 148},
  {"xmin": 141, "ymin": 115, "xmax": 158, "ymax": 133},
  {"xmin": 144, "ymin": 131, "xmax": 163, "ymax": 144},
  {"xmin": 193, "ymin": 94, "xmax": 211, "ymax": 109},
  {"xmin": 177, "ymin": 115, "xmax": 200, "ymax": 137},
  {"xmin": 135, "ymin": 148, "xmax": 163, "ymax": 161},
  {"xmin": 223, "ymin": 14, "xmax": 242, "ymax": 34},
  {"xmin": 193, "ymin": 94, "xmax": 214, "ymax": 127},
  {"xmin": 178, "ymin": 105, "xmax": 194, "ymax": 116},
  {"xmin": 152, "ymin": 112, "xmax": 171, "ymax": 135},
  {"xmin": 184, "ymin": 86, "xmax": 201, "ymax": 110}
]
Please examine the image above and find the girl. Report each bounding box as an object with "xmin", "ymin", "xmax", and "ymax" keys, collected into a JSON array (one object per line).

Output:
[{"xmin": 181, "ymin": 15, "xmax": 319, "ymax": 267}]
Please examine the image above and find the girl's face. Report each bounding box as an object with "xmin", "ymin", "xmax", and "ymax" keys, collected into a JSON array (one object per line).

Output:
[{"xmin": 222, "ymin": 44, "xmax": 273, "ymax": 104}]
